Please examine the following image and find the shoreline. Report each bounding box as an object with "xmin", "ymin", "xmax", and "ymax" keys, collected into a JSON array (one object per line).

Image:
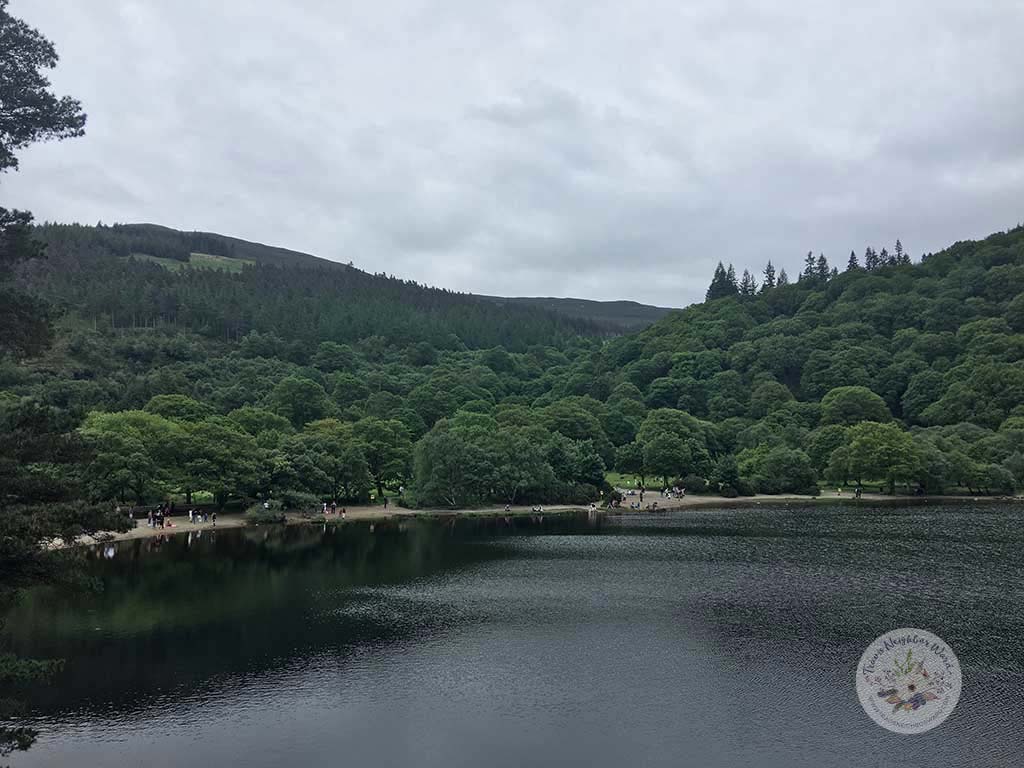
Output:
[{"xmin": 72, "ymin": 492, "xmax": 1021, "ymax": 547}]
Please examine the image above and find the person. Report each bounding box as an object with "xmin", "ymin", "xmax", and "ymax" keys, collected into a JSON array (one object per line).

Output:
[
  {"xmin": 341, "ymin": 507, "xmax": 347, "ymax": 519},
  {"xmin": 188, "ymin": 509, "xmax": 194, "ymax": 524},
  {"xmin": 504, "ymin": 504, "xmax": 511, "ymax": 512},
  {"xmin": 322, "ymin": 501, "xmax": 328, "ymax": 515},
  {"xmin": 212, "ymin": 510, "xmax": 217, "ymax": 526},
  {"xmin": 331, "ymin": 500, "xmax": 337, "ymax": 515},
  {"xmin": 383, "ymin": 496, "xmax": 389, "ymax": 510}
]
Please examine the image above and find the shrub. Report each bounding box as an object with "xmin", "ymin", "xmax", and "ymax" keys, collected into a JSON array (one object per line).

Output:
[
  {"xmin": 720, "ymin": 485, "xmax": 739, "ymax": 498},
  {"xmin": 244, "ymin": 502, "xmax": 286, "ymax": 525},
  {"xmin": 677, "ymin": 474, "xmax": 708, "ymax": 493}
]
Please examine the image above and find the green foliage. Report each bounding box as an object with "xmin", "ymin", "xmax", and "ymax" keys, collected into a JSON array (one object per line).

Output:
[
  {"xmin": 820, "ymin": 386, "xmax": 892, "ymax": 426},
  {"xmin": 264, "ymin": 376, "xmax": 334, "ymax": 428},
  {"xmin": 737, "ymin": 445, "xmax": 817, "ymax": 494}
]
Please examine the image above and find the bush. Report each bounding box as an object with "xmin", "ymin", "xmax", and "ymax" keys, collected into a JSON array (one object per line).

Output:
[
  {"xmin": 720, "ymin": 485, "xmax": 739, "ymax": 498},
  {"xmin": 244, "ymin": 502, "xmax": 286, "ymax": 525},
  {"xmin": 677, "ymin": 474, "xmax": 708, "ymax": 493},
  {"xmin": 277, "ymin": 489, "xmax": 320, "ymax": 512}
]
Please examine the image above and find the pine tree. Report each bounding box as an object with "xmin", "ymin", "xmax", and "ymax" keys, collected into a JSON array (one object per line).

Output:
[
  {"xmin": 777, "ymin": 268, "xmax": 789, "ymax": 286},
  {"xmin": 725, "ymin": 263, "xmax": 738, "ymax": 291},
  {"xmin": 894, "ymin": 239, "xmax": 911, "ymax": 265},
  {"xmin": 879, "ymin": 247, "xmax": 891, "ymax": 266},
  {"xmin": 815, "ymin": 253, "xmax": 830, "ymax": 281},
  {"xmin": 761, "ymin": 261, "xmax": 776, "ymax": 291},
  {"xmin": 802, "ymin": 251, "xmax": 816, "ymax": 281},
  {"xmin": 846, "ymin": 250, "xmax": 860, "ymax": 271},
  {"xmin": 739, "ymin": 269, "xmax": 758, "ymax": 296},
  {"xmin": 705, "ymin": 262, "xmax": 739, "ymax": 301},
  {"xmin": 830, "ymin": 266, "xmax": 839, "ymax": 280},
  {"xmin": 865, "ymin": 247, "xmax": 879, "ymax": 270}
]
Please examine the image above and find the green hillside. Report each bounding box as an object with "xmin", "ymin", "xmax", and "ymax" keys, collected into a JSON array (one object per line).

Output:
[
  {"xmin": 4, "ymin": 220, "xmax": 1024, "ymax": 522},
  {"xmin": 479, "ymin": 295, "xmax": 673, "ymax": 332}
]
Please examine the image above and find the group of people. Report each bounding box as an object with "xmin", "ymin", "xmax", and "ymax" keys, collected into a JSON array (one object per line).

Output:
[
  {"xmin": 321, "ymin": 501, "xmax": 347, "ymax": 518},
  {"xmin": 147, "ymin": 504, "xmax": 171, "ymax": 529},
  {"xmin": 187, "ymin": 508, "xmax": 216, "ymax": 525}
]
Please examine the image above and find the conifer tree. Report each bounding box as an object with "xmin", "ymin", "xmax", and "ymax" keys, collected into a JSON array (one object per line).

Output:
[
  {"xmin": 739, "ymin": 269, "xmax": 758, "ymax": 296},
  {"xmin": 815, "ymin": 253, "xmax": 830, "ymax": 281},
  {"xmin": 777, "ymin": 268, "xmax": 789, "ymax": 285},
  {"xmin": 879, "ymin": 247, "xmax": 891, "ymax": 266},
  {"xmin": 761, "ymin": 261, "xmax": 776, "ymax": 290},
  {"xmin": 725, "ymin": 263, "xmax": 738, "ymax": 290},
  {"xmin": 846, "ymin": 250, "xmax": 860, "ymax": 271},
  {"xmin": 864, "ymin": 247, "xmax": 879, "ymax": 270},
  {"xmin": 705, "ymin": 262, "xmax": 739, "ymax": 301},
  {"xmin": 802, "ymin": 251, "xmax": 816, "ymax": 281}
]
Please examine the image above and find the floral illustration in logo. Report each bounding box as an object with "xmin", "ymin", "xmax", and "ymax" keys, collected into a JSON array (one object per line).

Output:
[
  {"xmin": 872, "ymin": 648, "xmax": 945, "ymax": 713},
  {"xmin": 856, "ymin": 628, "xmax": 962, "ymax": 734}
]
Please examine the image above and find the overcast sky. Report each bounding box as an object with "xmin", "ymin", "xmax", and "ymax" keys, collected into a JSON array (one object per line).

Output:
[{"xmin": 4, "ymin": 1, "xmax": 1023, "ymax": 307}]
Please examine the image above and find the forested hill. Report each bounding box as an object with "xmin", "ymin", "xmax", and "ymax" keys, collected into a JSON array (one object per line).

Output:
[
  {"xmin": 479, "ymin": 296, "xmax": 673, "ymax": 332},
  {"xmin": 6, "ymin": 219, "xmax": 1024, "ymax": 520},
  {"xmin": 593, "ymin": 225, "xmax": 1024, "ymax": 428},
  {"xmin": 21, "ymin": 222, "xmax": 603, "ymax": 351}
]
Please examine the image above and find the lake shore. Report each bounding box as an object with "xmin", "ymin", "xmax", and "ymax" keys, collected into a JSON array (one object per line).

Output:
[{"xmin": 71, "ymin": 491, "xmax": 1020, "ymax": 547}]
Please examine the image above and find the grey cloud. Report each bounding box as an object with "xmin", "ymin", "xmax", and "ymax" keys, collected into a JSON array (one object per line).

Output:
[{"xmin": 3, "ymin": 0, "xmax": 1023, "ymax": 306}]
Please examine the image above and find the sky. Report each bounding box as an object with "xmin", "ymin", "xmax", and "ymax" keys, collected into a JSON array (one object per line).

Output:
[{"xmin": 4, "ymin": 0, "xmax": 1024, "ymax": 307}]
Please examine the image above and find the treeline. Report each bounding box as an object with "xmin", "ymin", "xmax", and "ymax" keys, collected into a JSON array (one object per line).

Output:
[
  {"xmin": 19, "ymin": 223, "xmax": 602, "ymax": 351},
  {"xmin": 4, "ymin": 223, "xmax": 1024, "ymax": 513},
  {"xmin": 706, "ymin": 239, "xmax": 917, "ymax": 300}
]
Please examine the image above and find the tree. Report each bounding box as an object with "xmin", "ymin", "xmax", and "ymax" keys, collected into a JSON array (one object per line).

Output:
[
  {"xmin": 762, "ymin": 261, "xmax": 776, "ymax": 290},
  {"xmin": 615, "ymin": 441, "xmax": 646, "ymax": 486},
  {"xmin": 864, "ymin": 247, "xmax": 879, "ymax": 271},
  {"xmin": 846, "ymin": 250, "xmax": 860, "ymax": 271},
  {"xmin": 79, "ymin": 410, "xmax": 184, "ymax": 503},
  {"xmin": 879, "ymin": 247, "xmax": 892, "ymax": 266},
  {"xmin": 820, "ymin": 386, "xmax": 892, "ymax": 426},
  {"xmin": 0, "ymin": 0, "xmax": 86, "ymax": 174},
  {"xmin": 777, "ymin": 268, "xmax": 789, "ymax": 286},
  {"xmin": 182, "ymin": 419, "xmax": 262, "ymax": 508},
  {"xmin": 710, "ymin": 454, "xmax": 740, "ymax": 493},
  {"xmin": 843, "ymin": 421, "xmax": 920, "ymax": 493},
  {"xmin": 264, "ymin": 376, "xmax": 334, "ymax": 428},
  {"xmin": 311, "ymin": 341, "xmax": 357, "ymax": 372},
  {"xmin": 706, "ymin": 262, "xmax": 739, "ymax": 301},
  {"xmin": 486, "ymin": 430, "xmax": 552, "ymax": 504},
  {"xmin": 285, "ymin": 422, "xmax": 371, "ymax": 501},
  {"xmin": 0, "ymin": 1, "xmax": 87, "ymax": 358},
  {"xmin": 412, "ymin": 421, "xmax": 491, "ymax": 507},
  {"xmin": 144, "ymin": 394, "xmax": 214, "ymax": 422},
  {"xmin": 801, "ymin": 251, "xmax": 816, "ymax": 281},
  {"xmin": 643, "ymin": 432, "xmax": 691, "ymax": 486},
  {"xmin": 815, "ymin": 253, "xmax": 830, "ymax": 281},
  {"xmin": 739, "ymin": 269, "xmax": 758, "ymax": 296},
  {"xmin": 894, "ymin": 239, "xmax": 910, "ymax": 265},
  {"xmin": 737, "ymin": 445, "xmax": 817, "ymax": 494},
  {"xmin": 0, "ymin": 4, "xmax": 92, "ymax": 755},
  {"xmin": 352, "ymin": 417, "xmax": 412, "ymax": 497}
]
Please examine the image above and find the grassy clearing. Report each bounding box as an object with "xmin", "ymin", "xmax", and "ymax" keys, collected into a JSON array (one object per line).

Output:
[{"xmin": 127, "ymin": 252, "xmax": 254, "ymax": 273}]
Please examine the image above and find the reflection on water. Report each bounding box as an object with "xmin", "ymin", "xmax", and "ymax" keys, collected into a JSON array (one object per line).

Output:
[{"xmin": 3, "ymin": 504, "xmax": 1024, "ymax": 768}]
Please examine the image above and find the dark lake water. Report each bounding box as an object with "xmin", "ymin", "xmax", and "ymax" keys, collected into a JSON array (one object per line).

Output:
[{"xmin": 4, "ymin": 503, "xmax": 1024, "ymax": 767}]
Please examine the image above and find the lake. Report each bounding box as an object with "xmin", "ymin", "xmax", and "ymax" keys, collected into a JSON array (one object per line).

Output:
[{"xmin": 4, "ymin": 503, "xmax": 1024, "ymax": 767}]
